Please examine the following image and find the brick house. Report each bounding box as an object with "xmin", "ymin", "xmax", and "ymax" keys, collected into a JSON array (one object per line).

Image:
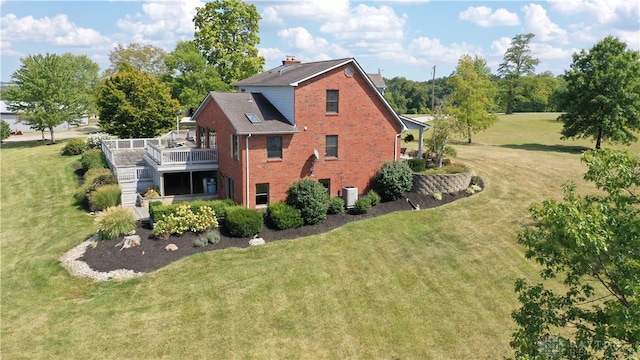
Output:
[{"xmin": 192, "ymin": 57, "xmax": 429, "ymax": 208}]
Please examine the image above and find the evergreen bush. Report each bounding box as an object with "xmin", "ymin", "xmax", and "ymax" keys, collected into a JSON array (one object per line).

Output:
[
  {"xmin": 95, "ymin": 206, "xmax": 136, "ymax": 241},
  {"xmin": 327, "ymin": 197, "xmax": 345, "ymax": 214},
  {"xmin": 224, "ymin": 206, "xmax": 263, "ymax": 238},
  {"xmin": 373, "ymin": 161, "xmax": 413, "ymax": 201},
  {"xmin": 266, "ymin": 201, "xmax": 304, "ymax": 230},
  {"xmin": 89, "ymin": 184, "xmax": 121, "ymax": 211},
  {"xmin": 366, "ymin": 190, "xmax": 382, "ymax": 206},
  {"xmin": 352, "ymin": 196, "xmax": 372, "ymax": 214},
  {"xmin": 285, "ymin": 178, "xmax": 329, "ymax": 225},
  {"xmin": 407, "ymin": 158, "xmax": 427, "ymax": 172},
  {"xmin": 61, "ymin": 138, "xmax": 87, "ymax": 156},
  {"xmin": 80, "ymin": 149, "xmax": 108, "ymax": 170}
]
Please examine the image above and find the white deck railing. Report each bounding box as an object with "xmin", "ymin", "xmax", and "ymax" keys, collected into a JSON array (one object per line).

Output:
[
  {"xmin": 146, "ymin": 143, "xmax": 218, "ymax": 166},
  {"xmin": 115, "ymin": 166, "xmax": 153, "ymax": 183}
]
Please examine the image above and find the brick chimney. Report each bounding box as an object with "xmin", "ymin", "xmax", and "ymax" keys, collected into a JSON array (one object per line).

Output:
[{"xmin": 282, "ymin": 55, "xmax": 301, "ymax": 65}]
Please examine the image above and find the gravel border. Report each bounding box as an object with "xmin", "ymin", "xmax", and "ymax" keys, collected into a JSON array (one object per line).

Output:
[{"xmin": 59, "ymin": 235, "xmax": 144, "ymax": 281}]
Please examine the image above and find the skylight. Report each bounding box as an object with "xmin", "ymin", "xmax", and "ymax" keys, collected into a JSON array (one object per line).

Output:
[{"xmin": 245, "ymin": 113, "xmax": 261, "ymax": 124}]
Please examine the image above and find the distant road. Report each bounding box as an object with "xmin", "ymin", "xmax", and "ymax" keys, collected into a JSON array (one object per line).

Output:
[{"xmin": 3, "ymin": 125, "xmax": 100, "ymax": 142}]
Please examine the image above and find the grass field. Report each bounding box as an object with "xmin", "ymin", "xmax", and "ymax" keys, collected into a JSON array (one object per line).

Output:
[{"xmin": 1, "ymin": 113, "xmax": 638, "ymax": 359}]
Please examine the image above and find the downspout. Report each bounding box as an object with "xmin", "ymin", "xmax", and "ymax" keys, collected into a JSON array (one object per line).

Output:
[
  {"xmin": 395, "ymin": 133, "xmax": 401, "ymax": 161},
  {"xmin": 246, "ymin": 134, "xmax": 252, "ymax": 208}
]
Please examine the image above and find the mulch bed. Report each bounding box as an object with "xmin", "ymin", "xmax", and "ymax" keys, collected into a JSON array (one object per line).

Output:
[{"xmin": 80, "ymin": 191, "xmax": 472, "ymax": 273}]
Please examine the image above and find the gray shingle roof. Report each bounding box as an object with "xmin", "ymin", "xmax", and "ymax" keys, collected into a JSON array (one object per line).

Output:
[
  {"xmin": 207, "ymin": 92, "xmax": 299, "ymax": 135},
  {"xmin": 234, "ymin": 58, "xmax": 353, "ymax": 87},
  {"xmin": 367, "ymin": 73, "xmax": 386, "ymax": 90}
]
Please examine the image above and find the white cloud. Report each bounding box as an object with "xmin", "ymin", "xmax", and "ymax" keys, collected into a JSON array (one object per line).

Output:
[
  {"xmin": 409, "ymin": 37, "xmax": 482, "ymax": 67},
  {"xmin": 549, "ymin": 0, "xmax": 639, "ymax": 26},
  {"xmin": 490, "ymin": 37, "xmax": 513, "ymax": 56},
  {"xmin": 459, "ymin": 6, "xmax": 519, "ymax": 27},
  {"xmin": 1, "ymin": 13, "xmax": 109, "ymax": 47},
  {"xmin": 278, "ymin": 27, "xmax": 330, "ymax": 51},
  {"xmin": 522, "ymin": 4, "xmax": 567, "ymax": 44},
  {"xmin": 530, "ymin": 43, "xmax": 576, "ymax": 60},
  {"xmin": 116, "ymin": 0, "xmax": 203, "ymax": 45},
  {"xmin": 261, "ymin": 0, "xmax": 350, "ymax": 23},
  {"xmin": 320, "ymin": 4, "xmax": 406, "ymax": 41},
  {"xmin": 260, "ymin": 7, "xmax": 284, "ymax": 27}
]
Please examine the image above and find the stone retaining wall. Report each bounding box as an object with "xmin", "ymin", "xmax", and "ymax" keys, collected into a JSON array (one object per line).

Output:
[{"xmin": 412, "ymin": 171, "xmax": 472, "ymax": 195}]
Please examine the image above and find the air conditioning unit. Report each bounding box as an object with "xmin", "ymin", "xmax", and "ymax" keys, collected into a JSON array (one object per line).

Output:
[{"xmin": 342, "ymin": 186, "xmax": 358, "ymax": 209}]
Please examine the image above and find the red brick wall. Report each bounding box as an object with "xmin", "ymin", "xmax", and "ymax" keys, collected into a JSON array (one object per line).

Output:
[
  {"xmin": 195, "ymin": 100, "xmax": 245, "ymax": 205},
  {"xmin": 197, "ymin": 63, "xmax": 403, "ymax": 209},
  {"xmin": 247, "ymin": 63, "xmax": 403, "ymax": 208}
]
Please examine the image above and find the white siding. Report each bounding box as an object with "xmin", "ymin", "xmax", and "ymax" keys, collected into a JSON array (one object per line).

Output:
[{"xmin": 238, "ymin": 86, "xmax": 295, "ymax": 124}]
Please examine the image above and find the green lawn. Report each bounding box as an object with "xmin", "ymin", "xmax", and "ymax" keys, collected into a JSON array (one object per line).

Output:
[{"xmin": 1, "ymin": 116, "xmax": 638, "ymax": 359}]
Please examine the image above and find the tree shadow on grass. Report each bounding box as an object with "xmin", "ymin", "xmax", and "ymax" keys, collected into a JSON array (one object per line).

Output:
[
  {"xmin": 500, "ymin": 143, "xmax": 592, "ymax": 154},
  {"xmin": 0, "ymin": 139, "xmax": 55, "ymax": 149}
]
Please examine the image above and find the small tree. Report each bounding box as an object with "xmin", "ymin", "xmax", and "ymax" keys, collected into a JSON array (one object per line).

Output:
[
  {"xmin": 373, "ymin": 161, "xmax": 413, "ymax": 201},
  {"xmin": 559, "ymin": 36, "xmax": 640, "ymax": 149},
  {"xmin": 0, "ymin": 120, "xmax": 10, "ymax": 142},
  {"xmin": 498, "ymin": 33, "xmax": 539, "ymax": 114},
  {"xmin": 426, "ymin": 115, "xmax": 458, "ymax": 167},
  {"xmin": 285, "ymin": 178, "xmax": 329, "ymax": 225},
  {"xmin": 511, "ymin": 149, "xmax": 640, "ymax": 358}
]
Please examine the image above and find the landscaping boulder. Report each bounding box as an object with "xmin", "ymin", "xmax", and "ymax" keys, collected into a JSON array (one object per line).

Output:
[
  {"xmin": 249, "ymin": 235, "xmax": 265, "ymax": 246},
  {"xmin": 165, "ymin": 243, "xmax": 178, "ymax": 251},
  {"xmin": 115, "ymin": 235, "xmax": 141, "ymax": 251}
]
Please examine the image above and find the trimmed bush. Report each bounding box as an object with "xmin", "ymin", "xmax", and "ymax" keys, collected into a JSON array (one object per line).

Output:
[
  {"xmin": 373, "ymin": 161, "xmax": 413, "ymax": 201},
  {"xmin": 366, "ymin": 190, "xmax": 381, "ymax": 206},
  {"xmin": 403, "ymin": 133, "xmax": 415, "ymax": 143},
  {"xmin": 148, "ymin": 199, "xmax": 234, "ymax": 223},
  {"xmin": 194, "ymin": 229, "xmax": 221, "ymax": 247},
  {"xmin": 407, "ymin": 158, "xmax": 427, "ymax": 172},
  {"xmin": 61, "ymin": 138, "xmax": 87, "ymax": 156},
  {"xmin": 89, "ymin": 184, "xmax": 121, "ymax": 211},
  {"xmin": 75, "ymin": 168, "xmax": 117, "ymax": 207},
  {"xmin": 327, "ymin": 197, "xmax": 345, "ymax": 214},
  {"xmin": 286, "ymin": 178, "xmax": 329, "ymax": 225},
  {"xmin": 95, "ymin": 206, "xmax": 136, "ymax": 241},
  {"xmin": 352, "ymin": 196, "xmax": 372, "ymax": 214},
  {"xmin": 224, "ymin": 206, "xmax": 263, "ymax": 238},
  {"xmin": 266, "ymin": 202, "xmax": 304, "ymax": 230},
  {"xmin": 80, "ymin": 149, "xmax": 108, "ymax": 170}
]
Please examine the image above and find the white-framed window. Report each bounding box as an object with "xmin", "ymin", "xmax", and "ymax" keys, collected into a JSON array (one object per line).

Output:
[
  {"xmin": 231, "ymin": 134, "xmax": 239, "ymax": 160},
  {"xmin": 256, "ymin": 183, "xmax": 269, "ymax": 206},
  {"xmin": 267, "ymin": 136, "xmax": 282, "ymax": 159},
  {"xmin": 325, "ymin": 135, "xmax": 338, "ymax": 158},
  {"xmin": 326, "ymin": 90, "xmax": 339, "ymax": 113}
]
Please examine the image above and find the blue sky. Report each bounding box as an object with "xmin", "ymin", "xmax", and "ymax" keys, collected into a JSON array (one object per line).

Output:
[{"xmin": 1, "ymin": 0, "xmax": 638, "ymax": 82}]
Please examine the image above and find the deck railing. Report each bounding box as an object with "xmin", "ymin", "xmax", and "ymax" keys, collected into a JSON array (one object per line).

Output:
[
  {"xmin": 115, "ymin": 166, "xmax": 153, "ymax": 183},
  {"xmin": 146, "ymin": 143, "xmax": 218, "ymax": 166},
  {"xmin": 102, "ymin": 138, "xmax": 161, "ymax": 166}
]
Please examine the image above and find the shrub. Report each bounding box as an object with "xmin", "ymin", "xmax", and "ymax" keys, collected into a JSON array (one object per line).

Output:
[
  {"xmin": 403, "ymin": 133, "xmax": 414, "ymax": 143},
  {"xmin": 151, "ymin": 204, "xmax": 219, "ymax": 238},
  {"xmin": 373, "ymin": 161, "xmax": 413, "ymax": 201},
  {"xmin": 407, "ymin": 158, "xmax": 427, "ymax": 172},
  {"xmin": 61, "ymin": 138, "xmax": 87, "ymax": 156},
  {"xmin": 285, "ymin": 178, "xmax": 329, "ymax": 225},
  {"xmin": 89, "ymin": 184, "xmax": 121, "ymax": 211},
  {"xmin": 327, "ymin": 197, "xmax": 345, "ymax": 214},
  {"xmin": 433, "ymin": 192, "xmax": 443, "ymax": 201},
  {"xmin": 352, "ymin": 196, "xmax": 372, "ymax": 214},
  {"xmin": 143, "ymin": 186, "xmax": 160, "ymax": 198},
  {"xmin": 148, "ymin": 201, "xmax": 163, "ymax": 221},
  {"xmin": 148, "ymin": 199, "xmax": 234, "ymax": 223},
  {"xmin": 470, "ymin": 184, "xmax": 482, "ymax": 192},
  {"xmin": 366, "ymin": 190, "xmax": 381, "ymax": 206},
  {"xmin": 87, "ymin": 132, "xmax": 116, "ymax": 149},
  {"xmin": 266, "ymin": 202, "xmax": 303, "ymax": 230},
  {"xmin": 0, "ymin": 120, "xmax": 10, "ymax": 142},
  {"xmin": 224, "ymin": 206, "xmax": 263, "ymax": 238},
  {"xmin": 75, "ymin": 168, "xmax": 117, "ymax": 207},
  {"xmin": 466, "ymin": 187, "xmax": 476, "ymax": 195},
  {"xmin": 194, "ymin": 229, "xmax": 221, "ymax": 247},
  {"xmin": 80, "ymin": 149, "xmax": 108, "ymax": 170},
  {"xmin": 95, "ymin": 206, "xmax": 136, "ymax": 241}
]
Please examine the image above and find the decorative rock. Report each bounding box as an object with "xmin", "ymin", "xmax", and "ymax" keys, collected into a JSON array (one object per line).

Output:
[
  {"xmin": 115, "ymin": 235, "xmax": 141, "ymax": 251},
  {"xmin": 165, "ymin": 243, "xmax": 178, "ymax": 251},
  {"xmin": 249, "ymin": 235, "xmax": 265, "ymax": 246},
  {"xmin": 127, "ymin": 229, "xmax": 137, "ymax": 236}
]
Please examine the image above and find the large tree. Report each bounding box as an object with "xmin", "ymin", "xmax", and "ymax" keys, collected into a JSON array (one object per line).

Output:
[
  {"xmin": 97, "ymin": 63, "xmax": 179, "ymax": 138},
  {"xmin": 104, "ymin": 43, "xmax": 168, "ymax": 78},
  {"xmin": 448, "ymin": 55, "xmax": 498, "ymax": 143},
  {"xmin": 559, "ymin": 36, "xmax": 640, "ymax": 149},
  {"xmin": 4, "ymin": 53, "xmax": 99, "ymax": 143},
  {"xmin": 193, "ymin": 0, "xmax": 264, "ymax": 85},
  {"xmin": 498, "ymin": 33, "xmax": 539, "ymax": 114},
  {"xmin": 511, "ymin": 149, "xmax": 640, "ymax": 358},
  {"xmin": 163, "ymin": 40, "xmax": 231, "ymax": 112}
]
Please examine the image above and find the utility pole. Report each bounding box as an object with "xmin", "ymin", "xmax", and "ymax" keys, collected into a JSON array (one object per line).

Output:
[{"xmin": 431, "ymin": 65, "xmax": 436, "ymax": 113}]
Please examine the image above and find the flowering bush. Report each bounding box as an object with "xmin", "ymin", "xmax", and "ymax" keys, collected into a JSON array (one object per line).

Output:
[
  {"xmin": 87, "ymin": 132, "xmax": 116, "ymax": 149},
  {"xmin": 152, "ymin": 204, "xmax": 218, "ymax": 239}
]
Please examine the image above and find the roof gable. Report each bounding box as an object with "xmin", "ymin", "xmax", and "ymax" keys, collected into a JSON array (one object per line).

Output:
[
  {"xmin": 234, "ymin": 58, "xmax": 353, "ymax": 87},
  {"xmin": 194, "ymin": 92, "xmax": 299, "ymax": 135}
]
